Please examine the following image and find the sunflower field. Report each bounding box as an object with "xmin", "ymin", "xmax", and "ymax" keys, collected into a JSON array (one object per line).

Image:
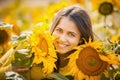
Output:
[{"xmin": 0, "ymin": 0, "xmax": 120, "ymax": 80}]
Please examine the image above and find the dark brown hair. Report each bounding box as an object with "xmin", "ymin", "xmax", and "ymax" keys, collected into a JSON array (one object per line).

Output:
[{"xmin": 50, "ymin": 5, "xmax": 93, "ymax": 44}]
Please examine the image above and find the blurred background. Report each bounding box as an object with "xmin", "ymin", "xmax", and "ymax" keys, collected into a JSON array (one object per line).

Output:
[{"xmin": 0, "ymin": 0, "xmax": 120, "ymax": 56}]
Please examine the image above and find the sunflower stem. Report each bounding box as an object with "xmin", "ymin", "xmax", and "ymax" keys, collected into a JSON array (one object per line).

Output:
[{"xmin": 104, "ymin": 16, "xmax": 107, "ymax": 28}]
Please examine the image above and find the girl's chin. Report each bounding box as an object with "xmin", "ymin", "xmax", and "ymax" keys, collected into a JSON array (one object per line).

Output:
[
  {"xmin": 57, "ymin": 50, "xmax": 69, "ymax": 54},
  {"xmin": 57, "ymin": 49, "xmax": 76, "ymax": 54}
]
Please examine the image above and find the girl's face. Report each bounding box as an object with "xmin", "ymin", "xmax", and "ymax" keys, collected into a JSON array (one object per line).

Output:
[{"xmin": 52, "ymin": 16, "xmax": 81, "ymax": 54}]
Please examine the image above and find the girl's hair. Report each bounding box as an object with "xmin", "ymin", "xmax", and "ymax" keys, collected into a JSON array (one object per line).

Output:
[{"xmin": 50, "ymin": 5, "xmax": 93, "ymax": 44}]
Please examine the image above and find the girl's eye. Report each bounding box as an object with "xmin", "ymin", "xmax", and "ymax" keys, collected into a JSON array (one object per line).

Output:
[
  {"xmin": 55, "ymin": 28, "xmax": 62, "ymax": 33},
  {"xmin": 68, "ymin": 32, "xmax": 75, "ymax": 37}
]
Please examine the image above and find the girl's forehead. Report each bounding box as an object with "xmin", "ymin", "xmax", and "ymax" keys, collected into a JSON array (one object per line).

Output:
[{"xmin": 56, "ymin": 16, "xmax": 81, "ymax": 34}]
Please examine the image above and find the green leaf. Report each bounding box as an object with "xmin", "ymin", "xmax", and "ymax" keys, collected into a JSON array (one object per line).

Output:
[
  {"xmin": 12, "ymin": 49, "xmax": 33, "ymax": 67},
  {"xmin": 100, "ymin": 73, "xmax": 108, "ymax": 80},
  {"xmin": 5, "ymin": 71, "xmax": 26, "ymax": 80},
  {"xmin": 0, "ymin": 22, "xmax": 13, "ymax": 30},
  {"xmin": 12, "ymin": 33, "xmax": 30, "ymax": 49},
  {"xmin": 17, "ymin": 34, "xmax": 27, "ymax": 41},
  {"xmin": 114, "ymin": 73, "xmax": 120, "ymax": 80},
  {"xmin": 49, "ymin": 73, "xmax": 69, "ymax": 80},
  {"xmin": 16, "ymin": 49, "xmax": 30, "ymax": 55}
]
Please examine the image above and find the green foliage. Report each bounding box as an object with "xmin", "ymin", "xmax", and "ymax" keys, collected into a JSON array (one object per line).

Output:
[
  {"xmin": 11, "ymin": 32, "xmax": 33, "ymax": 68},
  {"xmin": 0, "ymin": 22, "xmax": 13, "ymax": 30},
  {"xmin": 113, "ymin": 41, "xmax": 120, "ymax": 55},
  {"xmin": 114, "ymin": 73, "xmax": 120, "ymax": 80},
  {"xmin": 12, "ymin": 48, "xmax": 33, "ymax": 68},
  {"xmin": 12, "ymin": 33, "xmax": 29, "ymax": 49},
  {"xmin": 101, "ymin": 73, "xmax": 108, "ymax": 80},
  {"xmin": 5, "ymin": 71, "xmax": 26, "ymax": 80},
  {"xmin": 49, "ymin": 73, "xmax": 69, "ymax": 80}
]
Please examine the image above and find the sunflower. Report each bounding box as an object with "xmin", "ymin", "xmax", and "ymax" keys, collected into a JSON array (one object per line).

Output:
[
  {"xmin": 59, "ymin": 38, "xmax": 120, "ymax": 80},
  {"xmin": 98, "ymin": 2, "xmax": 113, "ymax": 16},
  {"xmin": 110, "ymin": 35, "xmax": 120, "ymax": 43},
  {"xmin": 46, "ymin": 0, "xmax": 69, "ymax": 18},
  {"xmin": 4, "ymin": 16, "xmax": 20, "ymax": 35},
  {"xmin": 0, "ymin": 22, "xmax": 13, "ymax": 46},
  {"xmin": 30, "ymin": 23, "xmax": 57, "ymax": 75},
  {"xmin": 91, "ymin": 0, "xmax": 113, "ymax": 11},
  {"xmin": 0, "ymin": 22, "xmax": 13, "ymax": 57},
  {"xmin": 113, "ymin": 0, "xmax": 120, "ymax": 9},
  {"xmin": 70, "ymin": 0, "xmax": 85, "ymax": 6}
]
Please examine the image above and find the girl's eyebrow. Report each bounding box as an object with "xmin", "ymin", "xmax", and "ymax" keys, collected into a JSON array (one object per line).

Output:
[{"xmin": 55, "ymin": 27, "xmax": 61, "ymax": 30}]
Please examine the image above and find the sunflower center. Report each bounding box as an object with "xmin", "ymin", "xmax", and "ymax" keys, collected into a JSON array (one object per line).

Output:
[
  {"xmin": 99, "ymin": 2, "xmax": 113, "ymax": 15},
  {"xmin": 37, "ymin": 35, "xmax": 49, "ymax": 55},
  {"xmin": 76, "ymin": 46, "xmax": 108, "ymax": 76},
  {"xmin": 0, "ymin": 30, "xmax": 9, "ymax": 45},
  {"xmin": 86, "ymin": 56, "xmax": 98, "ymax": 66}
]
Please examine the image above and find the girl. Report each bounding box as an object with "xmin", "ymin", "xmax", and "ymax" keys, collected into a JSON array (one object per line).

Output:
[{"xmin": 51, "ymin": 5, "xmax": 93, "ymax": 73}]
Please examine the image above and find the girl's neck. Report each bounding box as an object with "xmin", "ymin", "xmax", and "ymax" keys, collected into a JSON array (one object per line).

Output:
[{"xmin": 55, "ymin": 49, "xmax": 76, "ymax": 71}]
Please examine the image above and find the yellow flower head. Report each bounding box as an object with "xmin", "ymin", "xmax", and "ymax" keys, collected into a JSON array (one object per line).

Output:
[
  {"xmin": 98, "ymin": 2, "xmax": 113, "ymax": 16},
  {"xmin": 111, "ymin": 35, "xmax": 120, "ymax": 43},
  {"xmin": 47, "ymin": 0, "xmax": 69, "ymax": 18},
  {"xmin": 60, "ymin": 38, "xmax": 120, "ymax": 80},
  {"xmin": 70, "ymin": 0, "xmax": 85, "ymax": 7},
  {"xmin": 0, "ymin": 22, "xmax": 13, "ymax": 46},
  {"xmin": 4, "ymin": 16, "xmax": 20, "ymax": 35},
  {"xmin": 112, "ymin": 0, "xmax": 120, "ymax": 9},
  {"xmin": 30, "ymin": 22, "xmax": 57, "ymax": 75},
  {"xmin": 91, "ymin": 0, "xmax": 113, "ymax": 11}
]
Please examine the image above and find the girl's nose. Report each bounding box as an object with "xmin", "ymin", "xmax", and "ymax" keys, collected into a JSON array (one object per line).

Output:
[{"xmin": 59, "ymin": 34, "xmax": 67, "ymax": 42}]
